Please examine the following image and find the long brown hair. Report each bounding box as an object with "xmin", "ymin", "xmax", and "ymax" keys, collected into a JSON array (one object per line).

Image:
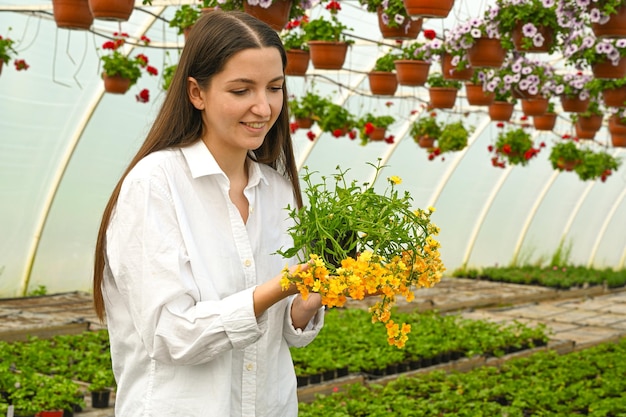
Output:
[{"xmin": 93, "ymin": 10, "xmax": 302, "ymax": 321}]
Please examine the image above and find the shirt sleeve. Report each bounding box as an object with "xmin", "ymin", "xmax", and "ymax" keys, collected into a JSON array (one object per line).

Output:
[
  {"xmin": 107, "ymin": 175, "xmax": 265, "ymax": 366},
  {"xmin": 281, "ymin": 296, "xmax": 325, "ymax": 348}
]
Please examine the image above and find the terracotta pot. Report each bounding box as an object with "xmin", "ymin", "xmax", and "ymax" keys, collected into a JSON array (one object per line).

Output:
[
  {"xmin": 464, "ymin": 82, "xmax": 494, "ymax": 106},
  {"xmin": 416, "ymin": 135, "xmax": 435, "ymax": 148},
  {"xmin": 243, "ymin": 0, "xmax": 292, "ymax": 31},
  {"xmin": 512, "ymin": 21, "xmax": 554, "ymax": 53},
  {"xmin": 296, "ymin": 117, "xmax": 313, "ymax": 129},
  {"xmin": 394, "ymin": 60, "xmax": 430, "ymax": 86},
  {"xmin": 608, "ymin": 114, "xmax": 626, "ymax": 135},
  {"xmin": 467, "ymin": 37, "xmax": 507, "ymax": 68},
  {"xmin": 88, "ymin": 0, "xmax": 134, "ymax": 21},
  {"xmin": 576, "ymin": 114, "xmax": 603, "ymax": 132},
  {"xmin": 488, "ymin": 101, "xmax": 514, "ymax": 122},
  {"xmin": 0, "ymin": 60, "xmax": 3, "ymax": 76},
  {"xmin": 575, "ymin": 123, "xmax": 596, "ymax": 140},
  {"xmin": 368, "ymin": 127, "xmax": 387, "ymax": 141},
  {"xmin": 556, "ymin": 158, "xmax": 580, "ymax": 172},
  {"xmin": 521, "ymin": 97, "xmax": 549, "ymax": 116},
  {"xmin": 560, "ymin": 95, "xmax": 590, "ymax": 113},
  {"xmin": 533, "ymin": 113, "xmax": 557, "ymax": 131},
  {"xmin": 602, "ymin": 85, "xmax": 626, "ymax": 107},
  {"xmin": 592, "ymin": 56, "xmax": 626, "ymax": 79},
  {"xmin": 402, "ymin": 0, "xmax": 455, "ymax": 18},
  {"xmin": 377, "ymin": 7, "xmax": 422, "ymax": 40},
  {"xmin": 368, "ymin": 71, "xmax": 398, "ymax": 96},
  {"xmin": 102, "ymin": 73, "xmax": 131, "ymax": 94},
  {"xmin": 591, "ymin": 3, "xmax": 626, "ymax": 38},
  {"xmin": 441, "ymin": 53, "xmax": 474, "ymax": 80},
  {"xmin": 308, "ymin": 41, "xmax": 348, "ymax": 70},
  {"xmin": 428, "ymin": 87, "xmax": 458, "ymax": 109},
  {"xmin": 52, "ymin": 0, "xmax": 93, "ymax": 30},
  {"xmin": 611, "ymin": 134, "xmax": 626, "ymax": 147},
  {"xmin": 285, "ymin": 49, "xmax": 310, "ymax": 76}
]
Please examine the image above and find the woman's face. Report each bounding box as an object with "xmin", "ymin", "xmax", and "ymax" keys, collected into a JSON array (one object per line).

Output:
[{"xmin": 190, "ymin": 47, "xmax": 285, "ymax": 159}]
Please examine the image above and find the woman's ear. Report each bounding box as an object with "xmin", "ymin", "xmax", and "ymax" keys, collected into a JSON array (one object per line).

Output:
[{"xmin": 187, "ymin": 77, "xmax": 205, "ymax": 110}]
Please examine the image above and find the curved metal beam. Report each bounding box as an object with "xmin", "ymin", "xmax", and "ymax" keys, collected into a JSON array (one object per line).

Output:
[{"xmin": 19, "ymin": 9, "xmax": 164, "ymax": 295}]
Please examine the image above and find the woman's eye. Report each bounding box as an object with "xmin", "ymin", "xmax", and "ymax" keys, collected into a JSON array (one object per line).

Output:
[
  {"xmin": 231, "ymin": 89, "xmax": 247, "ymax": 95},
  {"xmin": 269, "ymin": 85, "xmax": 284, "ymax": 92}
]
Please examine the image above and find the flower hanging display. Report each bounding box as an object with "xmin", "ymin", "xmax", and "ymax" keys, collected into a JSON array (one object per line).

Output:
[
  {"xmin": 0, "ymin": 29, "xmax": 29, "ymax": 75},
  {"xmin": 489, "ymin": 125, "xmax": 544, "ymax": 168},
  {"xmin": 276, "ymin": 161, "xmax": 445, "ymax": 348}
]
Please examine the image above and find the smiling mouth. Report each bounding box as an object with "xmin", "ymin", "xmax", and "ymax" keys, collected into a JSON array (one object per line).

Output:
[{"xmin": 243, "ymin": 122, "xmax": 266, "ymax": 129}]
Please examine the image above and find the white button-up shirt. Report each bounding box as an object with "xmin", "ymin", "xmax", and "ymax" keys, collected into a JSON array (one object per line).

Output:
[{"xmin": 103, "ymin": 140, "xmax": 324, "ymax": 417}]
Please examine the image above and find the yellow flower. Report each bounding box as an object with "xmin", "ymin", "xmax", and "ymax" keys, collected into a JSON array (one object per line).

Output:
[
  {"xmin": 388, "ymin": 175, "xmax": 402, "ymax": 185},
  {"xmin": 428, "ymin": 206, "xmax": 436, "ymax": 212}
]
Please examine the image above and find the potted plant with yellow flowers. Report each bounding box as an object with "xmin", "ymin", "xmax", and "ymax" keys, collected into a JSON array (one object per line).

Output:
[{"xmin": 276, "ymin": 160, "xmax": 446, "ymax": 349}]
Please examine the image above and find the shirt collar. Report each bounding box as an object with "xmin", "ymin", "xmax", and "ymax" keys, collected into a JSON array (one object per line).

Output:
[{"xmin": 180, "ymin": 140, "xmax": 269, "ymax": 187}]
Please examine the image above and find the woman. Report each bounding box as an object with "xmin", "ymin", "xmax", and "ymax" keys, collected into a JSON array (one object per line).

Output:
[{"xmin": 92, "ymin": 11, "xmax": 324, "ymax": 417}]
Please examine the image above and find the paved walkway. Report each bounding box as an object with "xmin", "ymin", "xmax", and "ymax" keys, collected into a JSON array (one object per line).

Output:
[{"xmin": 1, "ymin": 278, "xmax": 626, "ymax": 415}]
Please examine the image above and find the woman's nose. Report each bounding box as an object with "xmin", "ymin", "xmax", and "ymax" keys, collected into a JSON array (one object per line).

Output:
[{"xmin": 251, "ymin": 93, "xmax": 272, "ymax": 118}]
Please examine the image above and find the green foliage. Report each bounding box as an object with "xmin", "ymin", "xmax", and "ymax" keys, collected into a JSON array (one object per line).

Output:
[
  {"xmin": 101, "ymin": 51, "xmax": 143, "ymax": 84},
  {"xmin": 548, "ymin": 140, "xmax": 584, "ymax": 171},
  {"xmin": 0, "ymin": 29, "xmax": 17, "ymax": 64},
  {"xmin": 399, "ymin": 41, "xmax": 431, "ymax": 61},
  {"xmin": 168, "ymin": 5, "xmax": 201, "ymax": 35},
  {"xmin": 302, "ymin": 16, "xmax": 353, "ymax": 44},
  {"xmin": 275, "ymin": 161, "xmax": 438, "ymax": 270},
  {"xmin": 494, "ymin": 127, "xmax": 537, "ymax": 166},
  {"xmin": 438, "ymin": 121, "xmax": 472, "ymax": 153},
  {"xmin": 359, "ymin": 0, "xmax": 409, "ymax": 28},
  {"xmin": 357, "ymin": 112, "xmax": 395, "ymax": 143},
  {"xmin": 288, "ymin": 90, "xmax": 330, "ymax": 120},
  {"xmin": 161, "ymin": 63, "xmax": 177, "ymax": 91},
  {"xmin": 574, "ymin": 148, "xmax": 622, "ymax": 182},
  {"xmin": 426, "ymin": 72, "xmax": 461, "ymax": 89},
  {"xmin": 410, "ymin": 115, "xmax": 441, "ymax": 140},
  {"xmin": 316, "ymin": 101, "xmax": 356, "ymax": 134},
  {"xmin": 281, "ymin": 27, "xmax": 308, "ymax": 51},
  {"xmin": 494, "ymin": 0, "xmax": 562, "ymax": 52},
  {"xmin": 373, "ymin": 50, "xmax": 400, "ymax": 72},
  {"xmin": 27, "ymin": 285, "xmax": 47, "ymax": 296}
]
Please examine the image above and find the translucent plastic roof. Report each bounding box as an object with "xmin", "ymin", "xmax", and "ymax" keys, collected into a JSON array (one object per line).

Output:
[{"xmin": 1, "ymin": 1, "xmax": 625, "ymax": 297}]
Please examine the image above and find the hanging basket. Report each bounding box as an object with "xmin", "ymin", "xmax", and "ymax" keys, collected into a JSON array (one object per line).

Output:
[
  {"xmin": 592, "ymin": 57, "xmax": 626, "ymax": 79},
  {"xmin": 611, "ymin": 134, "xmax": 626, "ymax": 147},
  {"xmin": 608, "ymin": 114, "xmax": 626, "ymax": 135},
  {"xmin": 591, "ymin": 3, "xmax": 626, "ymax": 38},
  {"xmin": 575, "ymin": 123, "xmax": 596, "ymax": 140},
  {"xmin": 368, "ymin": 127, "xmax": 387, "ymax": 141},
  {"xmin": 377, "ymin": 7, "xmax": 422, "ymax": 40},
  {"xmin": 308, "ymin": 41, "xmax": 349, "ymax": 70},
  {"xmin": 243, "ymin": 0, "xmax": 292, "ymax": 31},
  {"xmin": 488, "ymin": 101, "xmax": 514, "ymax": 122},
  {"xmin": 285, "ymin": 49, "xmax": 310, "ymax": 76},
  {"xmin": 602, "ymin": 85, "xmax": 626, "ymax": 107},
  {"xmin": 296, "ymin": 117, "xmax": 313, "ymax": 129},
  {"xmin": 465, "ymin": 83, "xmax": 495, "ymax": 106},
  {"xmin": 533, "ymin": 113, "xmax": 557, "ymax": 131},
  {"xmin": 52, "ymin": 0, "xmax": 93, "ymax": 30},
  {"xmin": 556, "ymin": 158, "xmax": 580, "ymax": 172},
  {"xmin": 102, "ymin": 73, "xmax": 132, "ymax": 94},
  {"xmin": 394, "ymin": 60, "xmax": 430, "ymax": 86},
  {"xmin": 560, "ymin": 95, "xmax": 590, "ymax": 113},
  {"xmin": 428, "ymin": 87, "xmax": 458, "ymax": 109},
  {"xmin": 416, "ymin": 135, "xmax": 435, "ymax": 148},
  {"xmin": 576, "ymin": 114, "xmax": 603, "ymax": 132},
  {"xmin": 521, "ymin": 97, "xmax": 549, "ymax": 116},
  {"xmin": 441, "ymin": 53, "xmax": 474, "ymax": 80},
  {"xmin": 88, "ymin": 0, "xmax": 134, "ymax": 21},
  {"xmin": 368, "ymin": 71, "xmax": 398, "ymax": 96},
  {"xmin": 512, "ymin": 22, "xmax": 554, "ymax": 53},
  {"xmin": 402, "ymin": 0, "xmax": 455, "ymax": 18},
  {"xmin": 467, "ymin": 37, "xmax": 507, "ymax": 68}
]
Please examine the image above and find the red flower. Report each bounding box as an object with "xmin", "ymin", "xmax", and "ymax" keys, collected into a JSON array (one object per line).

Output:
[
  {"xmin": 14, "ymin": 59, "xmax": 29, "ymax": 71},
  {"xmin": 502, "ymin": 144, "xmax": 512, "ymax": 154},
  {"xmin": 102, "ymin": 41, "xmax": 117, "ymax": 50},
  {"xmin": 562, "ymin": 133, "xmax": 571, "ymax": 139},
  {"xmin": 539, "ymin": 142, "xmax": 546, "ymax": 148},
  {"xmin": 332, "ymin": 128, "xmax": 343, "ymax": 137},
  {"xmin": 428, "ymin": 153, "xmax": 435, "ymax": 160},
  {"xmin": 140, "ymin": 35, "xmax": 151, "ymax": 44},
  {"xmin": 423, "ymin": 29, "xmax": 436, "ymax": 40},
  {"xmin": 146, "ymin": 65, "xmax": 158, "ymax": 76},
  {"xmin": 384, "ymin": 135, "xmax": 395, "ymax": 144},
  {"xmin": 306, "ymin": 131, "xmax": 316, "ymax": 141},
  {"xmin": 520, "ymin": 115, "xmax": 528, "ymax": 121},
  {"xmin": 385, "ymin": 101, "xmax": 393, "ymax": 107},
  {"xmin": 290, "ymin": 122, "xmax": 299, "ymax": 133},
  {"xmin": 364, "ymin": 122, "xmax": 375, "ymax": 135},
  {"xmin": 325, "ymin": 0, "xmax": 341, "ymax": 12},
  {"xmin": 433, "ymin": 147, "xmax": 441, "ymax": 156},
  {"xmin": 348, "ymin": 130, "xmax": 357, "ymax": 140},
  {"xmin": 410, "ymin": 109, "xmax": 418, "ymax": 115},
  {"xmin": 136, "ymin": 54, "xmax": 149, "ymax": 66},
  {"xmin": 135, "ymin": 88, "xmax": 150, "ymax": 103},
  {"xmin": 496, "ymin": 122, "xmax": 505, "ymax": 128},
  {"xmin": 487, "ymin": 145, "xmax": 494, "ymax": 152}
]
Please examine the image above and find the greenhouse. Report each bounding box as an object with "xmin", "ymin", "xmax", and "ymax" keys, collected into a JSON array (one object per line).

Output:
[{"xmin": 1, "ymin": 0, "xmax": 626, "ymax": 416}]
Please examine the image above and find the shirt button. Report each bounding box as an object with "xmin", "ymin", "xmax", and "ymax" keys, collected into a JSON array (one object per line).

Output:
[
  {"xmin": 246, "ymin": 363, "xmax": 254, "ymax": 371},
  {"xmin": 244, "ymin": 259, "xmax": 252, "ymax": 267}
]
